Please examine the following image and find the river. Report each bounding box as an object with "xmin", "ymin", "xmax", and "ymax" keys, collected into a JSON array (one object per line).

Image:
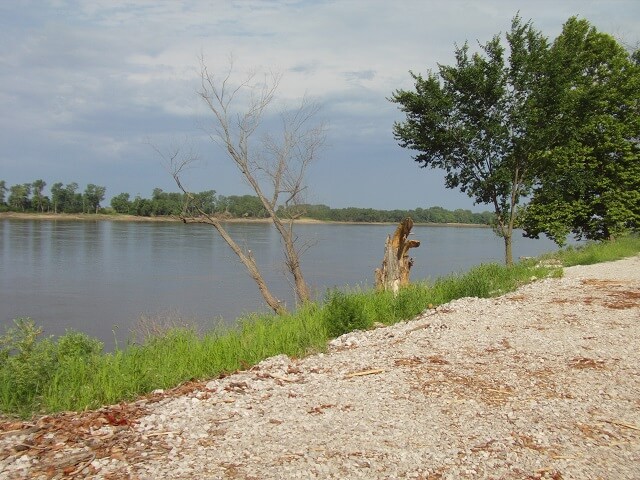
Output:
[{"xmin": 0, "ymin": 219, "xmax": 562, "ymax": 348}]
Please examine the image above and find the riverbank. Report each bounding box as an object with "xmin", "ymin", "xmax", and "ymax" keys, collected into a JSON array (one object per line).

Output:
[
  {"xmin": 1, "ymin": 238, "xmax": 638, "ymax": 418},
  {"xmin": 1, "ymin": 250, "xmax": 639, "ymax": 478},
  {"xmin": 2, "ymin": 259, "xmax": 563, "ymax": 418},
  {"xmin": 0, "ymin": 211, "xmax": 489, "ymax": 228}
]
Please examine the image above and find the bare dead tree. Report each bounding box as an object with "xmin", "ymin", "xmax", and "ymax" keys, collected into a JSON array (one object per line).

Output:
[{"xmin": 171, "ymin": 57, "xmax": 326, "ymax": 315}]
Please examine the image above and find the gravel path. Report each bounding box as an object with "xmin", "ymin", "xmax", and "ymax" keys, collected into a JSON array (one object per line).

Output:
[{"xmin": 2, "ymin": 256, "xmax": 639, "ymax": 479}]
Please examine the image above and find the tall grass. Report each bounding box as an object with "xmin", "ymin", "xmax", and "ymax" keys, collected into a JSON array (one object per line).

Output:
[
  {"xmin": 1, "ymin": 236, "xmax": 638, "ymax": 418},
  {"xmin": 542, "ymin": 235, "xmax": 640, "ymax": 266}
]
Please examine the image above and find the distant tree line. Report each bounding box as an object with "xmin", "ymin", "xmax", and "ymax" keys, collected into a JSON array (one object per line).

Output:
[
  {"xmin": 281, "ymin": 204, "xmax": 493, "ymax": 225},
  {"xmin": 110, "ymin": 189, "xmax": 270, "ymax": 218},
  {"xmin": 112, "ymin": 188, "xmax": 493, "ymax": 224},
  {"xmin": 0, "ymin": 180, "xmax": 106, "ymax": 214},
  {"xmin": 0, "ymin": 179, "xmax": 492, "ymax": 225}
]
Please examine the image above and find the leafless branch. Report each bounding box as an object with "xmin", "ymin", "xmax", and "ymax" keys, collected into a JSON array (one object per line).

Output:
[{"xmin": 169, "ymin": 56, "xmax": 325, "ymax": 312}]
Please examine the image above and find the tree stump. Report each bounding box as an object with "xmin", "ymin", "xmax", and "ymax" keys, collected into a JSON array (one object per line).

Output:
[{"xmin": 374, "ymin": 217, "xmax": 420, "ymax": 295}]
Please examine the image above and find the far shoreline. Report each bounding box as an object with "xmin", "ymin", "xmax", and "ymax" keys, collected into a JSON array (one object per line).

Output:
[{"xmin": 0, "ymin": 211, "xmax": 490, "ymax": 228}]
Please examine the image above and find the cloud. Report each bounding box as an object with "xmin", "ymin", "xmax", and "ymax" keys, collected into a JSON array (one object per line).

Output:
[
  {"xmin": 344, "ymin": 70, "xmax": 376, "ymax": 82},
  {"xmin": 1, "ymin": 0, "xmax": 638, "ymax": 210}
]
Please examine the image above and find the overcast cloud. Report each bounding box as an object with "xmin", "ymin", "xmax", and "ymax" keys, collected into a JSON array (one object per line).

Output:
[{"xmin": 1, "ymin": 0, "xmax": 638, "ymax": 210}]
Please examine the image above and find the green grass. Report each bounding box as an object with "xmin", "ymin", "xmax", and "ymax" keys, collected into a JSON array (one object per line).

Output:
[
  {"xmin": 1, "ymin": 236, "xmax": 638, "ymax": 418},
  {"xmin": 540, "ymin": 234, "xmax": 640, "ymax": 266}
]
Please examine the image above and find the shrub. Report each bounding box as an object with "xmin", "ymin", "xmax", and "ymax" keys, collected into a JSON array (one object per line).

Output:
[
  {"xmin": 57, "ymin": 331, "xmax": 104, "ymax": 359},
  {"xmin": 0, "ymin": 318, "xmax": 57, "ymax": 414}
]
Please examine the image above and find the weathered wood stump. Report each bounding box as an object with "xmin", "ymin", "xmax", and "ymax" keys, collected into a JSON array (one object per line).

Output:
[{"xmin": 374, "ymin": 217, "xmax": 420, "ymax": 295}]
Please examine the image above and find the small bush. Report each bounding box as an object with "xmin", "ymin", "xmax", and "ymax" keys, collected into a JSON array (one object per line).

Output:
[
  {"xmin": 0, "ymin": 318, "xmax": 58, "ymax": 414},
  {"xmin": 57, "ymin": 331, "xmax": 104, "ymax": 359}
]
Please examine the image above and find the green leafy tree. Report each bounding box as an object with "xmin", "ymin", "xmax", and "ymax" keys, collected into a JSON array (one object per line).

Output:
[
  {"xmin": 130, "ymin": 195, "xmax": 152, "ymax": 216},
  {"xmin": 39, "ymin": 195, "xmax": 50, "ymax": 213},
  {"xmin": 50, "ymin": 182, "xmax": 64, "ymax": 214},
  {"xmin": 45, "ymin": 181, "xmax": 85, "ymax": 214},
  {"xmin": 190, "ymin": 190, "xmax": 217, "ymax": 215},
  {"xmin": 520, "ymin": 18, "xmax": 640, "ymax": 244},
  {"xmin": 83, "ymin": 184, "xmax": 106, "ymax": 214},
  {"xmin": 225, "ymin": 195, "xmax": 268, "ymax": 218},
  {"xmin": 31, "ymin": 179, "xmax": 47, "ymax": 212},
  {"xmin": 62, "ymin": 183, "xmax": 81, "ymax": 213},
  {"xmin": 0, "ymin": 180, "xmax": 7, "ymax": 206},
  {"xmin": 150, "ymin": 188, "xmax": 170, "ymax": 215},
  {"xmin": 150, "ymin": 188, "xmax": 184, "ymax": 216},
  {"xmin": 110, "ymin": 192, "xmax": 131, "ymax": 214},
  {"xmin": 426, "ymin": 206, "xmax": 455, "ymax": 224},
  {"xmin": 390, "ymin": 16, "xmax": 548, "ymax": 264},
  {"xmin": 8, "ymin": 183, "xmax": 31, "ymax": 211}
]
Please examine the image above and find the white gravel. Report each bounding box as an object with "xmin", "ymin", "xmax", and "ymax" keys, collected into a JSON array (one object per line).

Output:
[{"xmin": 2, "ymin": 256, "xmax": 640, "ymax": 479}]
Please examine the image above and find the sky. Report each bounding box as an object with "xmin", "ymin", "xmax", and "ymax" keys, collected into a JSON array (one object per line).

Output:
[{"xmin": 1, "ymin": 1, "xmax": 638, "ymax": 212}]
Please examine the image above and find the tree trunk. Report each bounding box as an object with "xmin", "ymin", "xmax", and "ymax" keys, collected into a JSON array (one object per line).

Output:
[
  {"xmin": 504, "ymin": 233, "xmax": 513, "ymax": 266},
  {"xmin": 375, "ymin": 218, "xmax": 420, "ymax": 295},
  {"xmin": 268, "ymin": 215, "xmax": 311, "ymax": 305}
]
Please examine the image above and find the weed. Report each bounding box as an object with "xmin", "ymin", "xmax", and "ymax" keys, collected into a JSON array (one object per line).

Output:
[
  {"xmin": 0, "ymin": 319, "xmax": 57, "ymax": 415},
  {"xmin": 323, "ymin": 290, "xmax": 370, "ymax": 337}
]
